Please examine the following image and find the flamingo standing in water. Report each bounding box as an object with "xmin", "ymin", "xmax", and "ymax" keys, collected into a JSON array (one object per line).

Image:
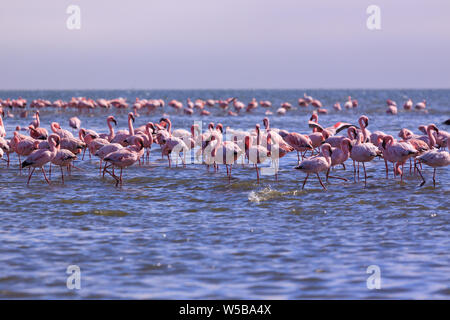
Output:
[
  {"xmin": 295, "ymin": 143, "xmax": 332, "ymax": 190},
  {"xmin": 284, "ymin": 131, "xmax": 314, "ymax": 163},
  {"xmin": 266, "ymin": 131, "xmax": 293, "ymax": 180},
  {"xmin": 417, "ymin": 138, "xmax": 450, "ymax": 186},
  {"xmin": 98, "ymin": 116, "xmax": 117, "ymax": 141},
  {"xmin": 50, "ymin": 135, "xmax": 77, "ymax": 184},
  {"xmin": 344, "ymin": 96, "xmax": 353, "ymax": 109},
  {"xmin": 12, "ymin": 132, "xmax": 37, "ymax": 170},
  {"xmin": 326, "ymin": 138, "xmax": 352, "ymax": 182},
  {"xmin": 415, "ymin": 100, "xmax": 426, "ymax": 110},
  {"xmin": 69, "ymin": 117, "xmax": 81, "ymax": 130},
  {"xmin": 51, "ymin": 122, "xmax": 74, "ymax": 139},
  {"xmin": 103, "ymin": 137, "xmax": 144, "ymax": 186},
  {"xmin": 403, "ymin": 99, "xmax": 413, "ymax": 110},
  {"xmin": 379, "ymin": 135, "xmax": 418, "ymax": 182},
  {"xmin": 110, "ymin": 113, "xmax": 135, "ymax": 146},
  {"xmin": 349, "ymin": 128, "xmax": 381, "ymax": 186},
  {"xmin": 29, "ymin": 111, "xmax": 48, "ymax": 140},
  {"xmin": 21, "ymin": 134, "xmax": 59, "ymax": 185},
  {"xmin": 244, "ymin": 135, "xmax": 269, "ymax": 183}
]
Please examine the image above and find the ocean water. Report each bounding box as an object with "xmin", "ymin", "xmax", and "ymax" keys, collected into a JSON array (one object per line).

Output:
[{"xmin": 0, "ymin": 89, "xmax": 449, "ymax": 299}]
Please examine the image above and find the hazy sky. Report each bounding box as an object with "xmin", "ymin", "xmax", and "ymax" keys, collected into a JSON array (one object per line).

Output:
[{"xmin": 1, "ymin": 0, "xmax": 449, "ymax": 89}]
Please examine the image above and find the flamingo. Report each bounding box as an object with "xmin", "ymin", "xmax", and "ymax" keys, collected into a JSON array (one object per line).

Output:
[
  {"xmin": 415, "ymin": 100, "xmax": 426, "ymax": 110},
  {"xmin": 349, "ymin": 129, "xmax": 381, "ymax": 186},
  {"xmin": 295, "ymin": 143, "xmax": 333, "ymax": 190},
  {"xmin": 50, "ymin": 135, "xmax": 77, "ymax": 184},
  {"xmin": 244, "ymin": 135, "xmax": 269, "ymax": 183},
  {"xmin": 344, "ymin": 96, "xmax": 353, "ymax": 109},
  {"xmin": 21, "ymin": 134, "xmax": 59, "ymax": 185},
  {"xmin": 12, "ymin": 132, "xmax": 37, "ymax": 170},
  {"xmin": 110, "ymin": 112, "xmax": 135, "ymax": 146},
  {"xmin": 417, "ymin": 138, "xmax": 450, "ymax": 186},
  {"xmin": 266, "ymin": 131, "xmax": 293, "ymax": 180},
  {"xmin": 104, "ymin": 137, "xmax": 144, "ymax": 186},
  {"xmin": 380, "ymin": 135, "xmax": 418, "ymax": 182},
  {"xmin": 403, "ymin": 98, "xmax": 413, "ymax": 110},
  {"xmin": 326, "ymin": 138, "xmax": 352, "ymax": 182},
  {"xmin": 98, "ymin": 116, "xmax": 117, "ymax": 141},
  {"xmin": 69, "ymin": 117, "xmax": 81, "ymax": 130},
  {"xmin": 50, "ymin": 122, "xmax": 74, "ymax": 139}
]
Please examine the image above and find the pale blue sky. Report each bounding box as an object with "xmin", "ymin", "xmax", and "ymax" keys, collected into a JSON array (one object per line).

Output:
[{"xmin": 1, "ymin": 0, "xmax": 449, "ymax": 89}]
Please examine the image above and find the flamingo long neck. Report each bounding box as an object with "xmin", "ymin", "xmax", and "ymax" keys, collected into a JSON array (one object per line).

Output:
[
  {"xmin": 166, "ymin": 120, "xmax": 172, "ymax": 134},
  {"xmin": 107, "ymin": 119, "xmax": 114, "ymax": 140},
  {"xmin": 359, "ymin": 118, "xmax": 368, "ymax": 142},
  {"xmin": 0, "ymin": 115, "xmax": 3, "ymax": 128},
  {"xmin": 36, "ymin": 112, "xmax": 40, "ymax": 127},
  {"xmin": 427, "ymin": 127, "xmax": 436, "ymax": 148},
  {"xmin": 128, "ymin": 116, "xmax": 134, "ymax": 135},
  {"xmin": 51, "ymin": 123, "xmax": 59, "ymax": 133}
]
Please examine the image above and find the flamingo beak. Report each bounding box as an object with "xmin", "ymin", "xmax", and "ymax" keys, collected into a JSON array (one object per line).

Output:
[{"xmin": 112, "ymin": 119, "xmax": 117, "ymax": 126}]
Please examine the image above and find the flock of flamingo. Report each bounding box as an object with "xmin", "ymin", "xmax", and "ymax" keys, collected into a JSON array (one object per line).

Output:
[
  {"xmin": 0, "ymin": 95, "xmax": 449, "ymax": 190},
  {"xmin": 0, "ymin": 94, "xmax": 430, "ymax": 117}
]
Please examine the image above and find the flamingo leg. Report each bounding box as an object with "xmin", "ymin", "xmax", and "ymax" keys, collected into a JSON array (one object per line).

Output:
[
  {"xmin": 60, "ymin": 166, "xmax": 65, "ymax": 184},
  {"xmin": 49, "ymin": 163, "xmax": 52, "ymax": 179},
  {"xmin": 316, "ymin": 173, "xmax": 327, "ymax": 190},
  {"xmin": 362, "ymin": 162, "xmax": 367, "ymax": 187},
  {"xmin": 415, "ymin": 163, "xmax": 426, "ymax": 186},
  {"xmin": 27, "ymin": 168, "xmax": 36, "ymax": 185},
  {"xmin": 41, "ymin": 167, "xmax": 50, "ymax": 184},
  {"xmin": 433, "ymin": 168, "xmax": 436, "ymax": 186},
  {"xmin": 255, "ymin": 163, "xmax": 260, "ymax": 183},
  {"xmin": 301, "ymin": 174, "xmax": 309, "ymax": 189},
  {"xmin": 18, "ymin": 154, "xmax": 21, "ymax": 173},
  {"xmin": 384, "ymin": 158, "xmax": 388, "ymax": 179}
]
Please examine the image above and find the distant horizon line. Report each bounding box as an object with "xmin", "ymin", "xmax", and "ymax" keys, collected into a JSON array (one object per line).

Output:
[{"xmin": 1, "ymin": 88, "xmax": 450, "ymax": 91}]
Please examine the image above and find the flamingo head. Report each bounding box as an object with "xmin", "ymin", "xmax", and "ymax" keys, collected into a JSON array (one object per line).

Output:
[
  {"xmin": 108, "ymin": 116, "xmax": 117, "ymax": 126},
  {"xmin": 128, "ymin": 112, "xmax": 135, "ymax": 122},
  {"xmin": 321, "ymin": 143, "xmax": 333, "ymax": 156},
  {"xmin": 427, "ymin": 124, "xmax": 439, "ymax": 134},
  {"xmin": 359, "ymin": 115, "xmax": 369, "ymax": 128},
  {"xmin": 262, "ymin": 117, "xmax": 269, "ymax": 129}
]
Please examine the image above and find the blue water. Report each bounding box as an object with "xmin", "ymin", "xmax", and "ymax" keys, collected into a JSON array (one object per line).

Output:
[{"xmin": 0, "ymin": 89, "xmax": 449, "ymax": 299}]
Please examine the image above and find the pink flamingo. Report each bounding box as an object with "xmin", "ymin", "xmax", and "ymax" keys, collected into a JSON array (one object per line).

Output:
[
  {"xmin": 103, "ymin": 137, "xmax": 144, "ymax": 186},
  {"xmin": 50, "ymin": 135, "xmax": 77, "ymax": 184},
  {"xmin": 344, "ymin": 96, "xmax": 353, "ymax": 109},
  {"xmin": 29, "ymin": 125, "xmax": 48, "ymax": 140},
  {"xmin": 51, "ymin": 122, "xmax": 74, "ymax": 139},
  {"xmin": 244, "ymin": 135, "xmax": 269, "ymax": 183},
  {"xmin": 380, "ymin": 135, "xmax": 418, "ymax": 181},
  {"xmin": 98, "ymin": 116, "xmax": 117, "ymax": 141},
  {"xmin": 295, "ymin": 143, "xmax": 333, "ymax": 190},
  {"xmin": 349, "ymin": 129, "xmax": 381, "ymax": 186},
  {"xmin": 69, "ymin": 117, "xmax": 81, "ymax": 130},
  {"xmin": 326, "ymin": 138, "xmax": 352, "ymax": 182},
  {"xmin": 415, "ymin": 100, "xmax": 426, "ymax": 110},
  {"xmin": 417, "ymin": 138, "xmax": 450, "ymax": 186},
  {"xmin": 403, "ymin": 98, "xmax": 413, "ymax": 110},
  {"xmin": 386, "ymin": 105, "xmax": 398, "ymax": 115},
  {"xmin": 12, "ymin": 132, "xmax": 37, "ymax": 170},
  {"xmin": 266, "ymin": 131, "xmax": 293, "ymax": 180},
  {"xmin": 21, "ymin": 134, "xmax": 59, "ymax": 185},
  {"xmin": 110, "ymin": 113, "xmax": 135, "ymax": 146}
]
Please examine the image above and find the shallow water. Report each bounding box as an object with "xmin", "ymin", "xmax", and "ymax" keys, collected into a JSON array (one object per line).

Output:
[{"xmin": 0, "ymin": 89, "xmax": 449, "ymax": 299}]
